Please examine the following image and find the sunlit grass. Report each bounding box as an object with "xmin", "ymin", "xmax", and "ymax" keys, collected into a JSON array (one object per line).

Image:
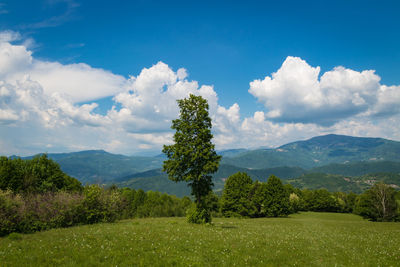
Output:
[{"xmin": 1, "ymin": 212, "xmax": 399, "ymax": 266}]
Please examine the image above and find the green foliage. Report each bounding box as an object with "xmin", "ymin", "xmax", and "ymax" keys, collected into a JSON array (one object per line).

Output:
[
  {"xmin": 186, "ymin": 204, "xmax": 211, "ymax": 224},
  {"xmin": 300, "ymin": 189, "xmax": 340, "ymax": 212},
  {"xmin": 221, "ymin": 172, "xmax": 254, "ymax": 217},
  {"xmin": 221, "ymin": 173, "xmax": 291, "ymax": 218},
  {"xmin": 263, "ymin": 175, "xmax": 290, "ymax": 217},
  {"xmin": 7, "ymin": 232, "xmax": 22, "ymax": 240},
  {"xmin": 354, "ymin": 182, "xmax": 398, "ymax": 221},
  {"xmin": 248, "ymin": 181, "xmax": 268, "ymax": 217},
  {"xmin": 0, "ymin": 155, "xmax": 82, "ymax": 194},
  {"xmin": 288, "ymin": 192, "xmax": 302, "ymax": 213},
  {"xmin": 0, "ymin": 189, "xmax": 84, "ymax": 235},
  {"xmin": 0, "ymin": 186, "xmax": 192, "ymax": 236},
  {"xmin": 163, "ymin": 94, "xmax": 221, "ymax": 222},
  {"xmin": 0, "ymin": 190, "xmax": 23, "ymax": 236},
  {"xmin": 203, "ymin": 191, "xmax": 220, "ymax": 216}
]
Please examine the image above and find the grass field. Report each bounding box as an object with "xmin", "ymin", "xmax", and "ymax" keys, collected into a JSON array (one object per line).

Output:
[{"xmin": 1, "ymin": 212, "xmax": 399, "ymax": 266}]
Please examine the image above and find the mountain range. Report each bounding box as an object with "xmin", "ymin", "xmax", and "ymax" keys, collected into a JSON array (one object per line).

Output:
[{"xmin": 16, "ymin": 134, "xmax": 400, "ymax": 196}]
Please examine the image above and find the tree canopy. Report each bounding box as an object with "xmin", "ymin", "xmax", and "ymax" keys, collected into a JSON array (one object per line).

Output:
[
  {"xmin": 162, "ymin": 94, "xmax": 221, "ymax": 223},
  {"xmin": 221, "ymin": 172, "xmax": 254, "ymax": 217},
  {"xmin": 0, "ymin": 154, "xmax": 82, "ymax": 194},
  {"xmin": 355, "ymin": 182, "xmax": 398, "ymax": 221}
]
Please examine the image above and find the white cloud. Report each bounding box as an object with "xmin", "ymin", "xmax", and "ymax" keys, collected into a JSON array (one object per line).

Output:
[
  {"xmin": 0, "ymin": 31, "xmax": 128, "ymax": 103},
  {"xmin": 1, "ymin": 32, "xmax": 400, "ymax": 156},
  {"xmin": 0, "ymin": 41, "xmax": 32, "ymax": 80},
  {"xmin": 249, "ymin": 56, "xmax": 384, "ymax": 125},
  {"xmin": 109, "ymin": 61, "xmax": 223, "ymax": 134},
  {"xmin": 30, "ymin": 61, "xmax": 128, "ymax": 103},
  {"xmin": 0, "ymin": 31, "xmax": 21, "ymax": 43},
  {"xmin": 371, "ymin": 85, "xmax": 400, "ymax": 117},
  {"xmin": 0, "ymin": 32, "xmax": 233, "ymax": 155}
]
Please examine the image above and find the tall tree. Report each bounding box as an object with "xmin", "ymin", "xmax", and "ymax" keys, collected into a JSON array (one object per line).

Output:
[{"xmin": 163, "ymin": 94, "xmax": 221, "ymax": 223}]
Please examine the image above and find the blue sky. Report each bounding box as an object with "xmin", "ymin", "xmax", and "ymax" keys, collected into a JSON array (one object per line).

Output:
[{"xmin": 0, "ymin": 0, "xmax": 400, "ymax": 156}]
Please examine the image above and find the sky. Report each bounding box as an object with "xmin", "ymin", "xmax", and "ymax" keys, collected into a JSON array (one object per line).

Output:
[{"xmin": 0, "ymin": 0, "xmax": 400, "ymax": 156}]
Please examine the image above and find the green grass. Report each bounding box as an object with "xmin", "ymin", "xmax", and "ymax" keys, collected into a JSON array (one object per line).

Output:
[{"xmin": 1, "ymin": 212, "xmax": 399, "ymax": 266}]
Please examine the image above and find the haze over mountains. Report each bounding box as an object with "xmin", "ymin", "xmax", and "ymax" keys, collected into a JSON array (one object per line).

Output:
[{"xmin": 17, "ymin": 134, "xmax": 400, "ymax": 196}]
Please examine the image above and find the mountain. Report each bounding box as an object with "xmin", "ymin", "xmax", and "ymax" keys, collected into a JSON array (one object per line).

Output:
[
  {"xmin": 9, "ymin": 134, "xmax": 400, "ymax": 194},
  {"xmin": 309, "ymin": 161, "xmax": 400, "ymax": 176},
  {"xmin": 115, "ymin": 164, "xmax": 307, "ymax": 197},
  {"xmin": 115, "ymin": 160, "xmax": 400, "ymax": 196},
  {"xmin": 217, "ymin": 149, "xmax": 248, "ymax": 157},
  {"xmin": 23, "ymin": 150, "xmax": 164, "ymax": 184},
  {"xmin": 221, "ymin": 134, "xmax": 400, "ymax": 169},
  {"xmin": 288, "ymin": 172, "xmax": 400, "ymax": 193}
]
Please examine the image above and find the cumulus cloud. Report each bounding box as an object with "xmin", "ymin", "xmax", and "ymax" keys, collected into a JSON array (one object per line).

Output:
[
  {"xmin": 371, "ymin": 85, "xmax": 400, "ymax": 117},
  {"xmin": 0, "ymin": 31, "xmax": 241, "ymax": 155},
  {"xmin": 109, "ymin": 61, "xmax": 225, "ymax": 133},
  {"xmin": 0, "ymin": 31, "xmax": 127, "ymax": 103},
  {"xmin": 30, "ymin": 61, "xmax": 128, "ymax": 103},
  {"xmin": 1, "ymin": 32, "xmax": 400, "ymax": 156},
  {"xmin": 249, "ymin": 56, "xmax": 391, "ymax": 125}
]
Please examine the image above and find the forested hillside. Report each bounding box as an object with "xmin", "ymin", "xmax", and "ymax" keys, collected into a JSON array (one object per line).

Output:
[
  {"xmin": 7, "ymin": 134, "xmax": 400, "ymax": 195},
  {"xmin": 221, "ymin": 134, "xmax": 400, "ymax": 169}
]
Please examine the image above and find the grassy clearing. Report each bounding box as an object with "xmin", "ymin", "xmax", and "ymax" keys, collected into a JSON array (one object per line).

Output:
[{"xmin": 0, "ymin": 212, "xmax": 399, "ymax": 266}]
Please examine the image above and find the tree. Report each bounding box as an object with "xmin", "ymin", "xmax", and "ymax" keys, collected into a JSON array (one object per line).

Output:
[
  {"xmin": 310, "ymin": 189, "xmax": 339, "ymax": 212},
  {"xmin": 263, "ymin": 175, "xmax": 290, "ymax": 217},
  {"xmin": 355, "ymin": 182, "xmax": 398, "ymax": 221},
  {"xmin": 162, "ymin": 94, "xmax": 221, "ymax": 223},
  {"xmin": 221, "ymin": 172, "xmax": 254, "ymax": 217},
  {"xmin": 0, "ymin": 155, "xmax": 82, "ymax": 194}
]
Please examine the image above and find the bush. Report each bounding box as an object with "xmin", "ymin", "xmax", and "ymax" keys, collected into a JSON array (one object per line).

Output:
[
  {"xmin": 186, "ymin": 204, "xmax": 211, "ymax": 224},
  {"xmin": 81, "ymin": 185, "xmax": 122, "ymax": 224},
  {"xmin": 0, "ymin": 185, "xmax": 192, "ymax": 236},
  {"xmin": 0, "ymin": 190, "xmax": 84, "ymax": 236},
  {"xmin": 0, "ymin": 190, "xmax": 24, "ymax": 236}
]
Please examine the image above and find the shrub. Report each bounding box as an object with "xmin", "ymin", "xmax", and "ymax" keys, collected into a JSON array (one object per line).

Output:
[
  {"xmin": 0, "ymin": 190, "xmax": 24, "ymax": 236},
  {"xmin": 0, "ymin": 190, "xmax": 84, "ymax": 236},
  {"xmin": 0, "ymin": 185, "xmax": 192, "ymax": 236},
  {"xmin": 81, "ymin": 185, "xmax": 122, "ymax": 224},
  {"xmin": 186, "ymin": 204, "xmax": 211, "ymax": 224}
]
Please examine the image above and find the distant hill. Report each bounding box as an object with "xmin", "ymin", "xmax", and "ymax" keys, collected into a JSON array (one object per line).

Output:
[
  {"xmin": 9, "ymin": 134, "xmax": 400, "ymax": 194},
  {"xmin": 222, "ymin": 134, "xmax": 400, "ymax": 169},
  {"xmin": 288, "ymin": 172, "xmax": 400, "ymax": 193},
  {"xmin": 22, "ymin": 150, "xmax": 164, "ymax": 184},
  {"xmin": 115, "ymin": 162, "xmax": 400, "ymax": 196},
  {"xmin": 115, "ymin": 164, "xmax": 307, "ymax": 197},
  {"xmin": 309, "ymin": 161, "xmax": 400, "ymax": 176},
  {"xmin": 217, "ymin": 149, "xmax": 248, "ymax": 157}
]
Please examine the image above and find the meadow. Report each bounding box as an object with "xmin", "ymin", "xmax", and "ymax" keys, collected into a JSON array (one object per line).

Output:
[{"xmin": 1, "ymin": 212, "xmax": 399, "ymax": 266}]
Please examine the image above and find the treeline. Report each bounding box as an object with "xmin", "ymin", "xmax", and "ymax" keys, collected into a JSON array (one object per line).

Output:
[
  {"xmin": 0, "ymin": 155, "xmax": 82, "ymax": 193},
  {"xmin": 0, "ymin": 156, "xmax": 191, "ymax": 236},
  {"xmin": 215, "ymin": 172, "xmax": 400, "ymax": 222},
  {"xmin": 1, "ymin": 156, "xmax": 399, "ymax": 236}
]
